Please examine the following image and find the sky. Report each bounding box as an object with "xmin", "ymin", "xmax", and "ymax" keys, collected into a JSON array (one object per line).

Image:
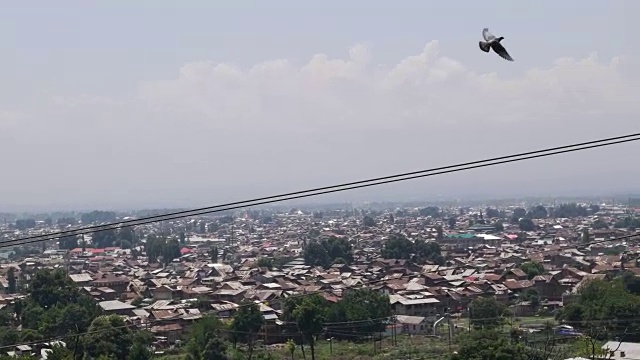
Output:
[{"xmin": 0, "ymin": 1, "xmax": 639, "ymax": 212}]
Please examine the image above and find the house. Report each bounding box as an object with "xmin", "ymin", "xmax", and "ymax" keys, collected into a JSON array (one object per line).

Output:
[
  {"xmin": 390, "ymin": 295, "xmax": 441, "ymax": 319},
  {"xmin": 98, "ymin": 300, "xmax": 136, "ymax": 316},
  {"xmin": 152, "ymin": 285, "xmax": 175, "ymax": 301},
  {"xmin": 395, "ymin": 315, "xmax": 428, "ymax": 334}
]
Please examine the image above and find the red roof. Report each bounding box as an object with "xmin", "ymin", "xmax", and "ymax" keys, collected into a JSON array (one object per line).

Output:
[{"xmin": 180, "ymin": 247, "xmax": 191, "ymax": 254}]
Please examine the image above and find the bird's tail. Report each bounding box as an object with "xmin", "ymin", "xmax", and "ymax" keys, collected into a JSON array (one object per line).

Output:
[{"xmin": 478, "ymin": 41, "xmax": 490, "ymax": 53}]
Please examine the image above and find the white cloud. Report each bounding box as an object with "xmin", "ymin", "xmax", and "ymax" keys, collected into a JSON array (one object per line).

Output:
[
  {"xmin": 139, "ymin": 41, "xmax": 637, "ymax": 131},
  {"xmin": 0, "ymin": 110, "xmax": 29, "ymax": 129},
  {"xmin": 3, "ymin": 40, "xmax": 640, "ymax": 210}
]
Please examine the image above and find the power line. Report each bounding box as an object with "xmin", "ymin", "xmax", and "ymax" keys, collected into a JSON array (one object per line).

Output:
[
  {"xmin": 1, "ymin": 133, "xmax": 639, "ymax": 349},
  {"xmin": 3, "ymin": 132, "xmax": 640, "ymax": 250}
]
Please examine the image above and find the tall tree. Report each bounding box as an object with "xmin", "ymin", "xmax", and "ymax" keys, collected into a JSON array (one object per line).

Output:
[
  {"xmin": 469, "ymin": 297, "xmax": 506, "ymax": 329},
  {"xmin": 230, "ymin": 302, "xmax": 265, "ymax": 360},
  {"xmin": 284, "ymin": 294, "xmax": 328, "ymax": 360},
  {"xmin": 518, "ymin": 218, "xmax": 535, "ymax": 231},
  {"xmin": 448, "ymin": 216, "xmax": 456, "ymax": 229},
  {"xmin": 82, "ymin": 315, "xmax": 132, "ymax": 360},
  {"xmin": 6, "ymin": 267, "xmax": 16, "ymax": 294},
  {"xmin": 362, "ymin": 216, "xmax": 376, "ymax": 227},
  {"xmin": 162, "ymin": 238, "xmax": 181, "ymax": 266},
  {"xmin": 92, "ymin": 229, "xmax": 117, "ymax": 248},
  {"xmin": 184, "ymin": 316, "xmax": 227, "ymax": 360},
  {"xmin": 326, "ymin": 289, "xmax": 391, "ymax": 338},
  {"xmin": 58, "ymin": 235, "xmax": 79, "ymax": 250},
  {"xmin": 210, "ymin": 246, "xmax": 219, "ymax": 263},
  {"xmin": 303, "ymin": 241, "xmax": 329, "ymax": 268}
]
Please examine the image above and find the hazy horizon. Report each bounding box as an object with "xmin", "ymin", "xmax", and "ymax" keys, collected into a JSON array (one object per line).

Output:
[
  {"xmin": 1, "ymin": 1, "xmax": 639, "ymax": 212},
  {"xmin": 4, "ymin": 189, "xmax": 640, "ymax": 214}
]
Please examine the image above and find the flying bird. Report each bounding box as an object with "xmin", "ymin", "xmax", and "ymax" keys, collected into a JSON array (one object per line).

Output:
[{"xmin": 479, "ymin": 28, "xmax": 513, "ymax": 62}]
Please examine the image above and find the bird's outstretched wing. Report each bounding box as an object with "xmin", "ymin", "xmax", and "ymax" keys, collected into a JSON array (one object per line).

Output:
[
  {"xmin": 478, "ymin": 41, "xmax": 490, "ymax": 52},
  {"xmin": 491, "ymin": 42, "xmax": 514, "ymax": 61},
  {"xmin": 482, "ymin": 28, "xmax": 495, "ymax": 42}
]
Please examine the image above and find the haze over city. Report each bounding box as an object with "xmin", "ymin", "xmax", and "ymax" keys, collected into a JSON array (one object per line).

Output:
[{"xmin": 1, "ymin": 1, "xmax": 639, "ymax": 211}]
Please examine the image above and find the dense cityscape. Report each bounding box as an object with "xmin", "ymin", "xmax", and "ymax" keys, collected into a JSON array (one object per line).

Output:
[{"xmin": 0, "ymin": 198, "xmax": 639, "ymax": 359}]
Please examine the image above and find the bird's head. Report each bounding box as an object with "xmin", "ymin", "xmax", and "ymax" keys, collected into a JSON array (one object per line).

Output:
[{"xmin": 496, "ymin": 37, "xmax": 505, "ymax": 42}]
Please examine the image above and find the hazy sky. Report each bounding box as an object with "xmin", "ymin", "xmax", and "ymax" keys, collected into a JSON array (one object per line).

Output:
[{"xmin": 1, "ymin": 1, "xmax": 639, "ymax": 211}]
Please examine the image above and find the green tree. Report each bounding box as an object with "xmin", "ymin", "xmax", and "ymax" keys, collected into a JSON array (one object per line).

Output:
[
  {"xmin": 200, "ymin": 338, "xmax": 228, "ymax": 360},
  {"xmin": 145, "ymin": 235, "xmax": 181, "ymax": 265},
  {"xmin": 381, "ymin": 234, "xmax": 414, "ymax": 259},
  {"xmin": 414, "ymin": 239, "xmax": 445, "ymax": 265},
  {"xmin": 0, "ymin": 327, "xmax": 19, "ymax": 347},
  {"xmin": 435, "ymin": 224, "xmax": 444, "ymax": 240},
  {"xmin": 303, "ymin": 241, "xmax": 330, "ymax": 268},
  {"xmin": 552, "ymin": 203, "xmax": 588, "ymax": 218},
  {"xmin": 557, "ymin": 277, "xmax": 640, "ymax": 340},
  {"xmin": 118, "ymin": 227, "xmax": 134, "ymax": 242},
  {"xmin": 81, "ymin": 211, "xmax": 117, "ymax": 224},
  {"xmin": 284, "ymin": 294, "xmax": 328, "ymax": 360},
  {"xmin": 362, "ymin": 215, "xmax": 376, "ymax": 227},
  {"xmin": 326, "ymin": 289, "xmax": 391, "ymax": 338},
  {"xmin": 82, "ymin": 315, "xmax": 132, "ymax": 360},
  {"xmin": 469, "ymin": 297, "xmax": 506, "ymax": 329},
  {"xmin": 519, "ymin": 261, "xmax": 544, "ymax": 280},
  {"xmin": 529, "ymin": 205, "xmax": 548, "ymax": 219},
  {"xmin": 230, "ymin": 302, "xmax": 265, "ymax": 359},
  {"xmin": 256, "ymin": 257, "xmax": 273, "ymax": 269},
  {"xmin": 591, "ymin": 218, "xmax": 608, "ymax": 229},
  {"xmin": 44, "ymin": 343, "xmax": 74, "ymax": 360},
  {"xmin": 39, "ymin": 301, "xmax": 99, "ymax": 338},
  {"xmin": 145, "ymin": 234, "xmax": 161, "ymax": 263},
  {"xmin": 451, "ymin": 329, "xmax": 539, "ymax": 360},
  {"xmin": 381, "ymin": 234, "xmax": 444, "ymax": 265},
  {"xmin": 419, "ymin": 206, "xmax": 440, "ymax": 218},
  {"xmin": 520, "ymin": 288, "xmax": 540, "ymax": 309},
  {"xmin": 28, "ymin": 268, "xmax": 86, "ymax": 309},
  {"xmin": 162, "ymin": 238, "xmax": 181, "ymax": 265},
  {"xmin": 621, "ymin": 271, "xmax": 640, "ymax": 295},
  {"xmin": 184, "ymin": 316, "xmax": 226, "ymax": 360},
  {"xmin": 518, "ymin": 218, "xmax": 535, "ymax": 231},
  {"xmin": 91, "ymin": 229, "xmax": 118, "ymax": 248},
  {"xmin": 58, "ymin": 235, "xmax": 79, "ymax": 250},
  {"xmin": 128, "ymin": 331, "xmax": 153, "ymax": 360},
  {"xmin": 485, "ymin": 208, "xmax": 501, "ymax": 218},
  {"xmin": 210, "ymin": 246, "xmax": 219, "ymax": 263},
  {"xmin": 6, "ymin": 267, "xmax": 16, "ymax": 293},
  {"xmin": 286, "ymin": 339, "xmax": 296, "ymax": 360}
]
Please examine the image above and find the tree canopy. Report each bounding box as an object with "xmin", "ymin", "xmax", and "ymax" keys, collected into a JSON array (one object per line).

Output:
[
  {"xmin": 557, "ymin": 275, "xmax": 640, "ymax": 341},
  {"xmin": 519, "ymin": 261, "xmax": 544, "ymax": 280},
  {"xmin": 469, "ymin": 297, "xmax": 506, "ymax": 329},
  {"xmin": 451, "ymin": 329, "xmax": 542, "ymax": 360},
  {"xmin": 230, "ymin": 302, "xmax": 264, "ymax": 360},
  {"xmin": 381, "ymin": 234, "xmax": 445, "ymax": 265},
  {"xmin": 303, "ymin": 236, "xmax": 353, "ymax": 268}
]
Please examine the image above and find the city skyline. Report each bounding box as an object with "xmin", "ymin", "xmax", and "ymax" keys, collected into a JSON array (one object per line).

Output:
[{"xmin": 0, "ymin": 1, "xmax": 638, "ymax": 211}]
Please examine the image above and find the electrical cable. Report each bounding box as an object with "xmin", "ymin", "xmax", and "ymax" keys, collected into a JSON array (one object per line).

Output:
[
  {"xmin": 2, "ymin": 132, "xmax": 640, "ymax": 249},
  {"xmin": 3, "ymin": 133, "xmax": 640, "ymax": 350}
]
